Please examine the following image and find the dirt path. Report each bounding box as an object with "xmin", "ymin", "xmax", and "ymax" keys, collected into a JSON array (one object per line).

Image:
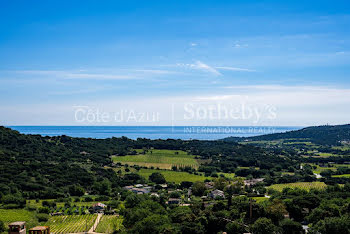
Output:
[{"xmin": 88, "ymin": 213, "xmax": 103, "ymax": 233}]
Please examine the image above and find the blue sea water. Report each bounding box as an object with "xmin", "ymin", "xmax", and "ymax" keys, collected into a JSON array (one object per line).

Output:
[{"xmin": 8, "ymin": 126, "xmax": 301, "ymax": 140}]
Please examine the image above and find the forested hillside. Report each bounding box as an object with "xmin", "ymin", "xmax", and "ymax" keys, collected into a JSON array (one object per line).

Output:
[
  {"xmin": 224, "ymin": 124, "xmax": 350, "ymax": 145},
  {"xmin": 0, "ymin": 126, "xmax": 274, "ymax": 200}
]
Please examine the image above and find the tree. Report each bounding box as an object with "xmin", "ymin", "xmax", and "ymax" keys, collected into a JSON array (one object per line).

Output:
[
  {"xmin": 251, "ymin": 218, "xmax": 278, "ymax": 234},
  {"xmin": 192, "ymin": 181, "xmax": 206, "ymax": 196},
  {"xmin": 0, "ymin": 220, "xmax": 5, "ymax": 233},
  {"xmin": 149, "ymin": 172, "xmax": 166, "ymax": 184},
  {"xmin": 131, "ymin": 214, "xmax": 173, "ymax": 234},
  {"xmin": 68, "ymin": 184, "xmax": 85, "ymax": 196},
  {"xmin": 280, "ymin": 219, "xmax": 304, "ymax": 234},
  {"xmin": 214, "ymin": 177, "xmax": 227, "ymax": 190},
  {"xmin": 309, "ymin": 216, "xmax": 350, "ymax": 234},
  {"xmin": 266, "ymin": 199, "xmax": 287, "ymax": 222},
  {"xmin": 226, "ymin": 221, "xmax": 245, "ymax": 234}
]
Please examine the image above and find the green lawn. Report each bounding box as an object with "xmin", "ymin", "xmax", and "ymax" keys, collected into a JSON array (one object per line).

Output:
[
  {"xmin": 268, "ymin": 182, "xmax": 327, "ymax": 192},
  {"xmin": 112, "ymin": 149, "xmax": 199, "ymax": 169}
]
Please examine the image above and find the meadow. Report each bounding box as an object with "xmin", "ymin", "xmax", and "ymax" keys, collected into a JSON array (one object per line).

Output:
[
  {"xmin": 112, "ymin": 149, "xmax": 199, "ymax": 169},
  {"xmin": 268, "ymin": 182, "xmax": 327, "ymax": 192},
  {"xmin": 27, "ymin": 199, "xmax": 95, "ymax": 209},
  {"xmin": 332, "ymin": 174, "xmax": 350, "ymax": 178},
  {"xmin": 44, "ymin": 214, "xmax": 97, "ymax": 233},
  {"xmin": 0, "ymin": 209, "xmax": 34, "ymax": 225},
  {"xmin": 251, "ymin": 197, "xmax": 269, "ymax": 203},
  {"xmin": 305, "ymin": 163, "xmax": 350, "ymax": 174},
  {"xmin": 138, "ymin": 168, "xmax": 211, "ymax": 183}
]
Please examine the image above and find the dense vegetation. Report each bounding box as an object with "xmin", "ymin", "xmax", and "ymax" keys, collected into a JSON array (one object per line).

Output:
[
  {"xmin": 1, "ymin": 124, "xmax": 350, "ymax": 233},
  {"xmin": 225, "ymin": 124, "xmax": 350, "ymax": 145}
]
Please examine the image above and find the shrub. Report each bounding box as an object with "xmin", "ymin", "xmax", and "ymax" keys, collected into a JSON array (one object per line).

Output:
[{"xmin": 36, "ymin": 213, "xmax": 49, "ymax": 222}]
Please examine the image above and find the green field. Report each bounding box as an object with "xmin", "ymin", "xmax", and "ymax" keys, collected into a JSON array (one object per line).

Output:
[
  {"xmin": 305, "ymin": 163, "xmax": 350, "ymax": 174},
  {"xmin": 268, "ymin": 182, "xmax": 327, "ymax": 191},
  {"xmin": 138, "ymin": 168, "xmax": 210, "ymax": 183},
  {"xmin": 27, "ymin": 199, "xmax": 95, "ymax": 209},
  {"xmin": 95, "ymin": 215, "xmax": 123, "ymax": 233},
  {"xmin": 0, "ymin": 209, "xmax": 35, "ymax": 225},
  {"xmin": 44, "ymin": 214, "xmax": 97, "ymax": 233},
  {"xmin": 112, "ymin": 149, "xmax": 199, "ymax": 169},
  {"xmin": 332, "ymin": 174, "xmax": 350, "ymax": 178},
  {"xmin": 252, "ymin": 197, "xmax": 269, "ymax": 203}
]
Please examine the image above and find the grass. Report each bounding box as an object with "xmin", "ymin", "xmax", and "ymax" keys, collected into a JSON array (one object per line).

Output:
[
  {"xmin": 0, "ymin": 209, "xmax": 34, "ymax": 225},
  {"xmin": 95, "ymin": 215, "xmax": 123, "ymax": 233},
  {"xmin": 138, "ymin": 168, "xmax": 211, "ymax": 183},
  {"xmin": 112, "ymin": 149, "xmax": 199, "ymax": 169},
  {"xmin": 26, "ymin": 199, "xmax": 95, "ymax": 209},
  {"xmin": 218, "ymin": 172, "xmax": 236, "ymax": 179},
  {"xmin": 268, "ymin": 182, "xmax": 327, "ymax": 192},
  {"xmin": 305, "ymin": 163, "xmax": 350, "ymax": 174},
  {"xmin": 251, "ymin": 197, "xmax": 269, "ymax": 203},
  {"xmin": 44, "ymin": 214, "xmax": 97, "ymax": 233},
  {"xmin": 332, "ymin": 174, "xmax": 350, "ymax": 178}
]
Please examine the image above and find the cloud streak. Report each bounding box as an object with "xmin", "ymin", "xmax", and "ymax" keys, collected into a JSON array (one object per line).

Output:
[{"xmin": 216, "ymin": 66, "xmax": 256, "ymax": 72}]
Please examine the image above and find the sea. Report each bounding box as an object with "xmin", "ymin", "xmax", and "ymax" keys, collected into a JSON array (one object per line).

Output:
[{"xmin": 8, "ymin": 126, "xmax": 301, "ymax": 140}]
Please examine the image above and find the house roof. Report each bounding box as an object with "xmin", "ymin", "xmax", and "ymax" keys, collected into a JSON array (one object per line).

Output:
[
  {"xmin": 9, "ymin": 221, "xmax": 26, "ymax": 226},
  {"xmin": 30, "ymin": 226, "xmax": 49, "ymax": 231},
  {"xmin": 92, "ymin": 202, "xmax": 107, "ymax": 207}
]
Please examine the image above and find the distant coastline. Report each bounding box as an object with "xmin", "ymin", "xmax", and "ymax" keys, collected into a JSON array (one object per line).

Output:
[{"xmin": 8, "ymin": 126, "xmax": 301, "ymax": 140}]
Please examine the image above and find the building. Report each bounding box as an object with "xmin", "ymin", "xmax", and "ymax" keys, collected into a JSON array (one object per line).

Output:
[
  {"xmin": 150, "ymin": 192, "xmax": 160, "ymax": 198},
  {"xmin": 91, "ymin": 203, "xmax": 107, "ymax": 213},
  {"xmin": 168, "ymin": 198, "xmax": 181, "ymax": 205},
  {"xmin": 244, "ymin": 178, "xmax": 265, "ymax": 186},
  {"xmin": 8, "ymin": 222, "xmax": 26, "ymax": 234},
  {"xmin": 28, "ymin": 226, "xmax": 50, "ymax": 234},
  {"xmin": 131, "ymin": 188, "xmax": 150, "ymax": 194},
  {"xmin": 50, "ymin": 212, "xmax": 63, "ymax": 216},
  {"xmin": 205, "ymin": 182, "xmax": 214, "ymax": 189},
  {"xmin": 208, "ymin": 189, "xmax": 225, "ymax": 199}
]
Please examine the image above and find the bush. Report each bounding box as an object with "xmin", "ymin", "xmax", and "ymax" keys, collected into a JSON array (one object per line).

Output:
[
  {"xmin": 0, "ymin": 220, "xmax": 5, "ymax": 233},
  {"xmin": 38, "ymin": 207, "xmax": 50, "ymax": 214},
  {"xmin": 36, "ymin": 213, "xmax": 49, "ymax": 222},
  {"xmin": 149, "ymin": 172, "xmax": 166, "ymax": 184},
  {"xmin": 84, "ymin": 197, "xmax": 93, "ymax": 202}
]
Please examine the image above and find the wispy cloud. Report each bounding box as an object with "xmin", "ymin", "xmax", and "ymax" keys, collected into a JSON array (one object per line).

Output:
[
  {"xmin": 216, "ymin": 66, "xmax": 256, "ymax": 72},
  {"xmin": 194, "ymin": 61, "xmax": 221, "ymax": 76},
  {"xmin": 175, "ymin": 61, "xmax": 222, "ymax": 76},
  {"xmin": 14, "ymin": 68, "xmax": 180, "ymax": 80},
  {"xmin": 17, "ymin": 70, "xmax": 135, "ymax": 80}
]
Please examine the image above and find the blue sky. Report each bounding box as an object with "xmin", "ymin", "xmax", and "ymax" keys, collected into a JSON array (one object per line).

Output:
[{"xmin": 1, "ymin": 0, "xmax": 350, "ymax": 126}]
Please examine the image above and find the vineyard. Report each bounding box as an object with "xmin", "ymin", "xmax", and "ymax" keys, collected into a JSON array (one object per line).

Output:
[
  {"xmin": 112, "ymin": 149, "xmax": 199, "ymax": 169},
  {"xmin": 268, "ymin": 182, "xmax": 327, "ymax": 192},
  {"xmin": 95, "ymin": 215, "xmax": 123, "ymax": 233},
  {"xmin": 44, "ymin": 214, "xmax": 97, "ymax": 233}
]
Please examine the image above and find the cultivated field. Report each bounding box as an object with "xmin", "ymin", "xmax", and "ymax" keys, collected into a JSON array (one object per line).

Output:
[
  {"xmin": 44, "ymin": 214, "xmax": 97, "ymax": 233},
  {"xmin": 112, "ymin": 149, "xmax": 199, "ymax": 169},
  {"xmin": 95, "ymin": 215, "xmax": 123, "ymax": 233},
  {"xmin": 268, "ymin": 182, "xmax": 327, "ymax": 191}
]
